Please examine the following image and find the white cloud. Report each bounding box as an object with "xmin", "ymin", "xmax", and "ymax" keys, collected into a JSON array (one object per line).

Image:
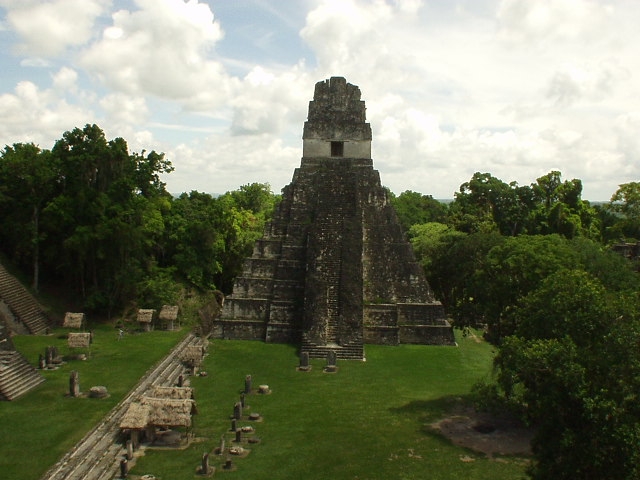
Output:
[
  {"xmin": 394, "ymin": 0, "xmax": 423, "ymax": 15},
  {"xmin": 2, "ymin": 0, "xmax": 109, "ymax": 56},
  {"xmin": 613, "ymin": 112, "xmax": 640, "ymax": 178},
  {"xmin": 0, "ymin": 80, "xmax": 92, "ymax": 146},
  {"xmin": 19, "ymin": 58, "xmax": 52, "ymax": 68},
  {"xmin": 0, "ymin": 0, "xmax": 639, "ymax": 202},
  {"xmin": 496, "ymin": 0, "xmax": 612, "ymax": 44},
  {"xmin": 300, "ymin": 0, "xmax": 395, "ymax": 75},
  {"xmin": 99, "ymin": 93, "xmax": 149, "ymax": 127},
  {"xmin": 229, "ymin": 65, "xmax": 311, "ymax": 136},
  {"xmin": 51, "ymin": 67, "xmax": 78, "ymax": 92},
  {"xmin": 162, "ymin": 133, "xmax": 300, "ymax": 195},
  {"xmin": 545, "ymin": 60, "xmax": 630, "ymax": 107},
  {"xmin": 80, "ymin": 0, "xmax": 229, "ymax": 108}
]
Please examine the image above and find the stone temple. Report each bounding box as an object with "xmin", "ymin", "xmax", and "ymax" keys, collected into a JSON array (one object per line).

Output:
[{"xmin": 213, "ymin": 77, "xmax": 455, "ymax": 359}]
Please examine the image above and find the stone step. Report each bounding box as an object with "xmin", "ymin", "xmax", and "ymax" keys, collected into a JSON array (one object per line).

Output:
[
  {"xmin": 0, "ymin": 358, "xmax": 35, "ymax": 381},
  {"xmin": 0, "ymin": 351, "xmax": 45, "ymax": 401},
  {"xmin": 0, "ymin": 374, "xmax": 45, "ymax": 401},
  {"xmin": 0, "ymin": 263, "xmax": 51, "ymax": 335},
  {"xmin": 301, "ymin": 341, "xmax": 364, "ymax": 360}
]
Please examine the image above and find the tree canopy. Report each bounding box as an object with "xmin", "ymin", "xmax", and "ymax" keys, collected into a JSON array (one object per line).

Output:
[
  {"xmin": 0, "ymin": 125, "xmax": 276, "ymax": 316},
  {"xmin": 402, "ymin": 170, "xmax": 640, "ymax": 478},
  {"xmin": 495, "ymin": 271, "xmax": 640, "ymax": 479}
]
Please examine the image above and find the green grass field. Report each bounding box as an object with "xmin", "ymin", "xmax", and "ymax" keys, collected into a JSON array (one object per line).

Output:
[
  {"xmin": 0, "ymin": 325, "xmax": 184, "ymax": 479},
  {"xmin": 0, "ymin": 329, "xmax": 528, "ymax": 479},
  {"xmin": 132, "ymin": 332, "xmax": 528, "ymax": 480}
]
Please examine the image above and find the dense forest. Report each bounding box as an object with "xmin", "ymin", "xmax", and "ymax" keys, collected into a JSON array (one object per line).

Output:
[
  {"xmin": 390, "ymin": 175, "xmax": 640, "ymax": 480},
  {"xmin": 1, "ymin": 125, "xmax": 639, "ymax": 479},
  {"xmin": 0, "ymin": 124, "xmax": 277, "ymax": 320}
]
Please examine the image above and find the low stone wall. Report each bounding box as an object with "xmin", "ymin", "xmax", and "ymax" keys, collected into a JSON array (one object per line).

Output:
[
  {"xmin": 268, "ymin": 300, "xmax": 298, "ymax": 323},
  {"xmin": 233, "ymin": 278, "xmax": 273, "ymax": 297},
  {"xmin": 272, "ymin": 281, "xmax": 304, "ymax": 301},
  {"xmin": 280, "ymin": 245, "xmax": 305, "ymax": 261},
  {"xmin": 252, "ymin": 239, "xmax": 282, "ymax": 258},
  {"xmin": 364, "ymin": 325, "xmax": 399, "ymax": 345},
  {"xmin": 222, "ymin": 298, "xmax": 269, "ymax": 321},
  {"xmin": 363, "ymin": 304, "xmax": 397, "ymax": 327},
  {"xmin": 244, "ymin": 258, "xmax": 276, "ymax": 278},
  {"xmin": 397, "ymin": 302, "xmax": 446, "ymax": 324},
  {"xmin": 363, "ymin": 303, "xmax": 455, "ymax": 345},
  {"xmin": 213, "ymin": 319, "xmax": 266, "ymax": 340},
  {"xmin": 265, "ymin": 323, "xmax": 300, "ymax": 343},
  {"xmin": 399, "ymin": 325, "xmax": 456, "ymax": 345},
  {"xmin": 275, "ymin": 260, "xmax": 305, "ymax": 280}
]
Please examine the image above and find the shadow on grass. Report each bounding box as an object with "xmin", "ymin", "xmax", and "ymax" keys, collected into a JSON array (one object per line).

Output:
[
  {"xmin": 389, "ymin": 395, "xmax": 480, "ymax": 455},
  {"xmin": 390, "ymin": 394, "xmax": 473, "ymax": 424},
  {"xmin": 391, "ymin": 394, "xmax": 535, "ymax": 460}
]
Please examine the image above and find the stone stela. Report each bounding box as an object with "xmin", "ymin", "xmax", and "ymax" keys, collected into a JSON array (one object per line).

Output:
[
  {"xmin": 298, "ymin": 351, "xmax": 311, "ymax": 371},
  {"xmin": 69, "ymin": 370, "xmax": 80, "ymax": 397},
  {"xmin": 214, "ymin": 77, "xmax": 455, "ymax": 360},
  {"xmin": 324, "ymin": 350, "xmax": 338, "ymax": 373}
]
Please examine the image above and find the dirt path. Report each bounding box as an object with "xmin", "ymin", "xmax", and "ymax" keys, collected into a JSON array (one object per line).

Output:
[{"xmin": 430, "ymin": 404, "xmax": 534, "ymax": 458}]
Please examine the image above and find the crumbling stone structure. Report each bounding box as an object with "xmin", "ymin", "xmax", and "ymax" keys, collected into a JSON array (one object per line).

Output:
[{"xmin": 214, "ymin": 77, "xmax": 455, "ymax": 359}]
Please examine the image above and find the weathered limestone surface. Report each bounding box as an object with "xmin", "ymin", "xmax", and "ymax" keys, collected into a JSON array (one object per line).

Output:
[{"xmin": 214, "ymin": 77, "xmax": 455, "ymax": 358}]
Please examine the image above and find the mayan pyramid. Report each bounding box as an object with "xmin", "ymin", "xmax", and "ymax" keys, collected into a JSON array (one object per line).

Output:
[{"xmin": 214, "ymin": 77, "xmax": 455, "ymax": 359}]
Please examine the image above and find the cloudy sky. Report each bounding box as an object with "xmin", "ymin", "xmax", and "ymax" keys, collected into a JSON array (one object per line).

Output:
[{"xmin": 1, "ymin": 0, "xmax": 638, "ymax": 200}]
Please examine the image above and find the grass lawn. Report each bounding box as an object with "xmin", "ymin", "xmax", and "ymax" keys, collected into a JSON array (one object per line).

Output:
[
  {"xmin": 131, "ymin": 332, "xmax": 529, "ymax": 480},
  {"xmin": 0, "ymin": 324, "xmax": 185, "ymax": 479}
]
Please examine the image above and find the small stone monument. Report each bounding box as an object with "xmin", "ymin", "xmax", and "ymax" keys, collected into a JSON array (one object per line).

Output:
[
  {"xmin": 88, "ymin": 386, "xmax": 109, "ymax": 398},
  {"xmin": 324, "ymin": 350, "xmax": 338, "ymax": 373},
  {"xmin": 69, "ymin": 370, "xmax": 80, "ymax": 397},
  {"xmin": 63, "ymin": 312, "xmax": 85, "ymax": 329},
  {"xmin": 126, "ymin": 440, "xmax": 133, "ymax": 460},
  {"xmin": 181, "ymin": 345, "xmax": 205, "ymax": 375},
  {"xmin": 200, "ymin": 452, "xmax": 210, "ymax": 475},
  {"xmin": 67, "ymin": 332, "xmax": 91, "ymax": 349},
  {"xmin": 45, "ymin": 346, "xmax": 53, "ymax": 365},
  {"xmin": 119, "ymin": 458, "xmax": 128, "ymax": 478},
  {"xmin": 233, "ymin": 402, "xmax": 242, "ymax": 420},
  {"xmin": 38, "ymin": 353, "xmax": 46, "ymax": 370},
  {"xmin": 230, "ymin": 418, "xmax": 237, "ymax": 432},
  {"xmin": 217, "ymin": 435, "xmax": 226, "ymax": 455},
  {"xmin": 137, "ymin": 309, "xmax": 156, "ymax": 332},
  {"xmin": 159, "ymin": 305, "xmax": 179, "ymax": 331},
  {"xmin": 46, "ymin": 345, "xmax": 61, "ymax": 367},
  {"xmin": 235, "ymin": 429, "xmax": 242, "ymax": 443},
  {"xmin": 298, "ymin": 351, "xmax": 311, "ymax": 371},
  {"xmin": 244, "ymin": 374, "xmax": 252, "ymax": 394}
]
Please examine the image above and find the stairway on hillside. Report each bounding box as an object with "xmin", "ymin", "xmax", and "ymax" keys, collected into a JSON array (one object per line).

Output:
[
  {"xmin": 0, "ymin": 264, "xmax": 50, "ymax": 334},
  {"xmin": 0, "ymin": 350, "xmax": 45, "ymax": 400},
  {"xmin": 300, "ymin": 165, "xmax": 365, "ymax": 360}
]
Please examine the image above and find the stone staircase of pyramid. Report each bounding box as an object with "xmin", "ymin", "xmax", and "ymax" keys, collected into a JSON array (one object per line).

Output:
[
  {"xmin": 0, "ymin": 263, "xmax": 51, "ymax": 334},
  {"xmin": 0, "ymin": 350, "xmax": 45, "ymax": 401}
]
